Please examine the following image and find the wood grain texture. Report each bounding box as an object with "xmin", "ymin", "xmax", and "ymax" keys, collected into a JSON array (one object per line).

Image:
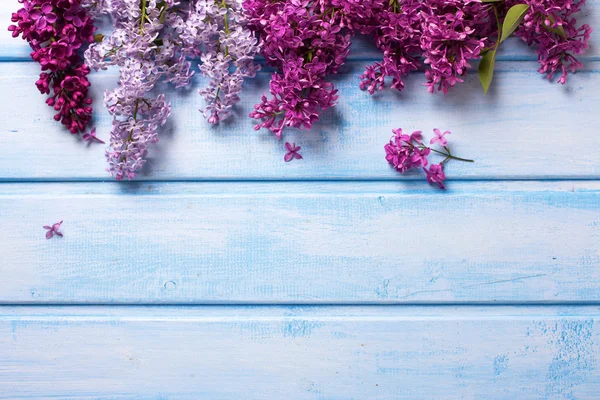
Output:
[
  {"xmin": 1, "ymin": 181, "xmax": 598, "ymax": 304},
  {"xmin": 1, "ymin": 61, "xmax": 599, "ymax": 181},
  {"xmin": 1, "ymin": 305, "xmax": 600, "ymax": 399},
  {"xmin": 1, "ymin": 1, "xmax": 599, "ymax": 61},
  {"xmin": 2, "ymin": 0, "xmax": 600, "ymax": 395}
]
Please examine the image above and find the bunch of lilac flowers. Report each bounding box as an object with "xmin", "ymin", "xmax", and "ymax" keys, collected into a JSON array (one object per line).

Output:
[
  {"xmin": 356, "ymin": 0, "xmax": 590, "ymax": 96},
  {"xmin": 9, "ymin": 0, "xmax": 97, "ymax": 134},
  {"xmin": 358, "ymin": 0, "xmax": 494, "ymax": 95},
  {"xmin": 85, "ymin": 0, "xmax": 259, "ymax": 180},
  {"xmin": 85, "ymin": 0, "xmax": 181, "ymax": 180},
  {"xmin": 384, "ymin": 128, "xmax": 473, "ymax": 189},
  {"xmin": 186, "ymin": 0, "xmax": 261, "ymax": 124},
  {"xmin": 509, "ymin": 0, "xmax": 592, "ymax": 84},
  {"xmin": 244, "ymin": 0, "xmax": 378, "ymax": 138}
]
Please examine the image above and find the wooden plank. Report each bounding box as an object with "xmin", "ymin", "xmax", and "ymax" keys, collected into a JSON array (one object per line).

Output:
[
  {"xmin": 1, "ymin": 1, "xmax": 599, "ymax": 61},
  {"xmin": 1, "ymin": 61, "xmax": 599, "ymax": 181},
  {"xmin": 1, "ymin": 305, "xmax": 600, "ymax": 398},
  {"xmin": 1, "ymin": 181, "xmax": 598, "ymax": 304}
]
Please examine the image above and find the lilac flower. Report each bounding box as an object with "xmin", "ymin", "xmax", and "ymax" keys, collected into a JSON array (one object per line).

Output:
[
  {"xmin": 245, "ymin": 0, "xmax": 358, "ymax": 138},
  {"xmin": 82, "ymin": 128, "xmax": 105, "ymax": 144},
  {"xmin": 85, "ymin": 0, "xmax": 259, "ymax": 179},
  {"xmin": 284, "ymin": 142, "xmax": 303, "ymax": 162},
  {"xmin": 419, "ymin": 0, "xmax": 492, "ymax": 94},
  {"xmin": 385, "ymin": 128, "xmax": 472, "ymax": 189},
  {"xmin": 9, "ymin": 0, "xmax": 96, "ymax": 134},
  {"xmin": 187, "ymin": 1, "xmax": 261, "ymax": 124},
  {"xmin": 507, "ymin": 0, "xmax": 592, "ymax": 84},
  {"xmin": 30, "ymin": 3, "xmax": 57, "ymax": 30},
  {"xmin": 424, "ymin": 164, "xmax": 446, "ymax": 189},
  {"xmin": 43, "ymin": 220, "xmax": 63, "ymax": 239},
  {"xmin": 430, "ymin": 128, "xmax": 450, "ymax": 146},
  {"xmin": 85, "ymin": 1, "xmax": 186, "ymax": 180}
]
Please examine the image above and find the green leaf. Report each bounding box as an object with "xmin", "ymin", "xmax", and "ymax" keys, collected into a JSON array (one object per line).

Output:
[
  {"xmin": 481, "ymin": 0, "xmax": 503, "ymax": 3},
  {"xmin": 478, "ymin": 49, "xmax": 497, "ymax": 95},
  {"xmin": 547, "ymin": 15, "xmax": 567, "ymax": 39},
  {"xmin": 500, "ymin": 4, "xmax": 530, "ymax": 43}
]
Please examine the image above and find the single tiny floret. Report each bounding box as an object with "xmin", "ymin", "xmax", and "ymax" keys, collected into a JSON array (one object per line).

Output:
[
  {"xmin": 284, "ymin": 142, "xmax": 303, "ymax": 162},
  {"xmin": 43, "ymin": 220, "xmax": 64, "ymax": 239}
]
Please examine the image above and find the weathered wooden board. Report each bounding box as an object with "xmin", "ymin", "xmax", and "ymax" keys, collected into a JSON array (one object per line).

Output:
[
  {"xmin": 0, "ymin": 181, "xmax": 598, "ymax": 304},
  {"xmin": 1, "ymin": 1, "xmax": 599, "ymax": 397},
  {"xmin": 1, "ymin": 61, "xmax": 599, "ymax": 181},
  {"xmin": 1, "ymin": 2, "xmax": 598, "ymax": 61},
  {"xmin": 1, "ymin": 306, "xmax": 599, "ymax": 398}
]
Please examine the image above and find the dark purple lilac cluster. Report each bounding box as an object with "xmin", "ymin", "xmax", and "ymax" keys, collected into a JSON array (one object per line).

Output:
[
  {"xmin": 510, "ymin": 0, "xmax": 592, "ymax": 84},
  {"xmin": 360, "ymin": 0, "xmax": 494, "ymax": 95},
  {"xmin": 360, "ymin": 0, "xmax": 591, "ymax": 95},
  {"xmin": 244, "ymin": 0, "xmax": 380, "ymax": 138},
  {"xmin": 9, "ymin": 0, "xmax": 96, "ymax": 134}
]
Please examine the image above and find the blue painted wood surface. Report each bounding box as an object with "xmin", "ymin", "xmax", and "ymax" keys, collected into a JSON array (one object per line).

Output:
[{"xmin": 0, "ymin": 1, "xmax": 599, "ymax": 398}]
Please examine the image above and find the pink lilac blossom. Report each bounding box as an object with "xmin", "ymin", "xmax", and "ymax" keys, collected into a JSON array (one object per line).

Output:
[
  {"xmin": 508, "ymin": 0, "xmax": 592, "ymax": 84},
  {"xmin": 43, "ymin": 220, "xmax": 63, "ymax": 239},
  {"xmin": 284, "ymin": 142, "xmax": 302, "ymax": 162},
  {"xmin": 245, "ymin": 0, "xmax": 378, "ymax": 138},
  {"xmin": 82, "ymin": 127, "xmax": 104, "ymax": 143},
  {"xmin": 385, "ymin": 128, "xmax": 472, "ymax": 189},
  {"xmin": 9, "ymin": 0, "xmax": 96, "ymax": 134}
]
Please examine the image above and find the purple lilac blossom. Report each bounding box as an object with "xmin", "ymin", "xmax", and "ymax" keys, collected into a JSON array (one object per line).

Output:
[
  {"xmin": 184, "ymin": 0, "xmax": 261, "ymax": 124},
  {"xmin": 508, "ymin": 0, "xmax": 592, "ymax": 84},
  {"xmin": 9, "ymin": 0, "xmax": 96, "ymax": 134},
  {"xmin": 244, "ymin": 0, "xmax": 379, "ymax": 138},
  {"xmin": 85, "ymin": 0, "xmax": 188, "ymax": 180},
  {"xmin": 385, "ymin": 128, "xmax": 471, "ymax": 189},
  {"xmin": 284, "ymin": 142, "xmax": 302, "ymax": 162},
  {"xmin": 43, "ymin": 220, "xmax": 63, "ymax": 239},
  {"xmin": 85, "ymin": 0, "xmax": 259, "ymax": 180}
]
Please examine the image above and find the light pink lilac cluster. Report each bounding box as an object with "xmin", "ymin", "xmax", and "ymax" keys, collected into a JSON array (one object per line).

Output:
[
  {"xmin": 85, "ymin": 0, "xmax": 258, "ymax": 180},
  {"xmin": 187, "ymin": 0, "xmax": 261, "ymax": 124},
  {"xmin": 85, "ymin": 0, "xmax": 180, "ymax": 180},
  {"xmin": 9, "ymin": 0, "xmax": 96, "ymax": 134},
  {"xmin": 384, "ymin": 128, "xmax": 473, "ymax": 189}
]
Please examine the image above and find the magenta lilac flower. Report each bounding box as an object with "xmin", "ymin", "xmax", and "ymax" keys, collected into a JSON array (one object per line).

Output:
[
  {"xmin": 245, "ymin": 0, "xmax": 361, "ymax": 138},
  {"xmin": 284, "ymin": 142, "xmax": 302, "ymax": 162},
  {"xmin": 508, "ymin": 0, "xmax": 592, "ymax": 84},
  {"xmin": 9, "ymin": 0, "xmax": 97, "ymax": 134},
  {"xmin": 82, "ymin": 127, "xmax": 104, "ymax": 143},
  {"xmin": 385, "ymin": 128, "xmax": 473, "ymax": 189},
  {"xmin": 43, "ymin": 220, "xmax": 63, "ymax": 239},
  {"xmin": 430, "ymin": 128, "xmax": 450, "ymax": 146}
]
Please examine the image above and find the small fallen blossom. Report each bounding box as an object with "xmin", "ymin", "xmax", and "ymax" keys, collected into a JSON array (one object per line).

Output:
[
  {"xmin": 284, "ymin": 142, "xmax": 303, "ymax": 162},
  {"xmin": 385, "ymin": 128, "xmax": 473, "ymax": 189},
  {"xmin": 43, "ymin": 220, "xmax": 63, "ymax": 239},
  {"xmin": 82, "ymin": 128, "xmax": 105, "ymax": 144},
  {"xmin": 430, "ymin": 128, "xmax": 450, "ymax": 146},
  {"xmin": 424, "ymin": 163, "xmax": 447, "ymax": 189}
]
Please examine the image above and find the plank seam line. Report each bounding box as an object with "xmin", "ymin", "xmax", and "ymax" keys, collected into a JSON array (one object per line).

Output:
[
  {"xmin": 2, "ymin": 302, "xmax": 600, "ymax": 307},
  {"xmin": 1, "ymin": 177, "xmax": 600, "ymax": 184}
]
